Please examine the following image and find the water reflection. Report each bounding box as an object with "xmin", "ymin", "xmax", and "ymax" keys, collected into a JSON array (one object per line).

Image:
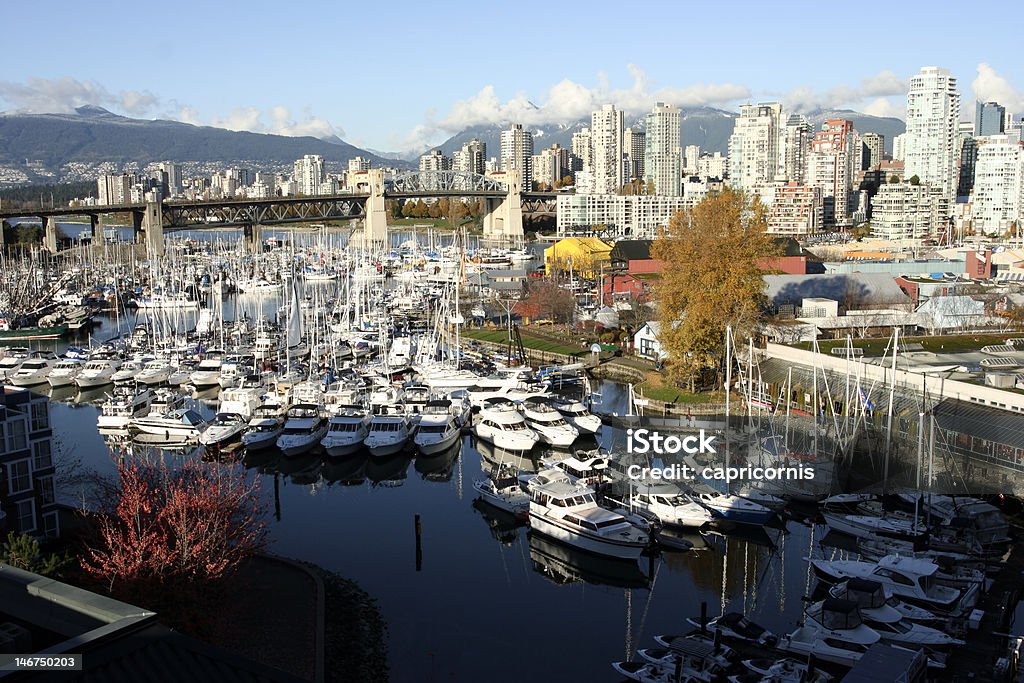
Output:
[{"xmin": 529, "ymin": 532, "xmax": 651, "ymax": 589}]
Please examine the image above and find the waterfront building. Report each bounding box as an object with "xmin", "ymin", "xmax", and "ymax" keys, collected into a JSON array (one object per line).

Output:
[
  {"xmin": 903, "ymin": 66, "xmax": 961, "ymax": 206},
  {"xmin": 643, "ymin": 102, "xmax": 681, "ymax": 196},
  {"xmin": 499, "ymin": 124, "xmax": 533, "ymax": 191},
  {"xmin": 96, "ymin": 173, "xmax": 133, "ymax": 205},
  {"xmin": 728, "ymin": 102, "xmax": 784, "ymax": 193},
  {"xmin": 870, "ymin": 181, "xmax": 946, "ymax": 240},
  {"xmin": 972, "ymin": 134, "xmax": 1024, "ymax": 236},
  {"xmin": 556, "ymin": 193, "xmax": 689, "ymax": 239},
  {"xmin": 590, "ymin": 104, "xmax": 624, "ymax": 195},
  {"xmin": 533, "ymin": 144, "xmax": 568, "ymax": 189},
  {"xmin": 0, "ymin": 387, "xmax": 58, "ymax": 537}
]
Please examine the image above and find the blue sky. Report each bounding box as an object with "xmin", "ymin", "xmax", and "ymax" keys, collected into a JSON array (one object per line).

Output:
[{"xmin": 3, "ymin": 1, "xmax": 1023, "ymax": 153}]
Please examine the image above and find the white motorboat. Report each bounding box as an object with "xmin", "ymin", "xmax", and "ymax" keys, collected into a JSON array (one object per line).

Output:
[
  {"xmin": 129, "ymin": 407, "xmax": 207, "ymax": 441},
  {"xmin": 320, "ymin": 408, "xmax": 369, "ymax": 457},
  {"xmin": 828, "ymin": 578, "xmax": 943, "ymax": 626},
  {"xmin": 135, "ymin": 360, "xmax": 175, "ymax": 386},
  {"xmin": 220, "ymin": 378, "xmax": 268, "ymax": 417},
  {"xmin": 241, "ymin": 405, "xmax": 286, "ymax": 451},
  {"xmin": 519, "ymin": 397, "xmax": 579, "ymax": 447},
  {"xmin": 8, "ymin": 354, "xmax": 59, "ymax": 386},
  {"xmin": 276, "ymin": 404, "xmax": 328, "ymax": 457},
  {"xmin": 607, "ymin": 483, "xmax": 715, "ymax": 529},
  {"xmin": 75, "ymin": 359, "xmax": 123, "ymax": 388},
  {"xmin": 364, "ymin": 410, "xmax": 410, "ymax": 457},
  {"xmin": 802, "ymin": 598, "xmax": 882, "ymax": 649},
  {"xmin": 822, "ymin": 511, "xmax": 928, "ymax": 543},
  {"xmin": 110, "ymin": 358, "xmax": 148, "ymax": 384},
  {"xmin": 550, "ymin": 397, "xmax": 602, "ymax": 434},
  {"xmin": 0, "ymin": 348, "xmax": 30, "ymax": 382},
  {"xmin": 473, "ymin": 398, "xmax": 539, "ymax": 452},
  {"xmin": 688, "ymin": 484, "xmax": 774, "ymax": 525},
  {"xmin": 189, "ymin": 357, "xmax": 224, "ymax": 389},
  {"xmin": 47, "ymin": 358, "xmax": 84, "ymax": 388},
  {"xmin": 218, "ymin": 354, "xmax": 255, "ymax": 389},
  {"xmin": 413, "ymin": 399, "xmax": 462, "ymax": 455},
  {"xmin": 199, "ymin": 412, "xmax": 248, "ymax": 448},
  {"xmin": 777, "ymin": 624, "xmax": 874, "ymax": 667},
  {"xmin": 97, "ymin": 387, "xmax": 154, "ymax": 430},
  {"xmin": 528, "ymin": 480, "xmax": 649, "ymax": 559},
  {"xmin": 539, "ymin": 452, "xmax": 609, "ymax": 488},
  {"xmin": 810, "ymin": 555, "xmax": 973, "ymax": 613},
  {"xmin": 473, "ymin": 467, "xmax": 530, "ymax": 515},
  {"xmin": 683, "ymin": 612, "xmax": 777, "ymax": 646}
]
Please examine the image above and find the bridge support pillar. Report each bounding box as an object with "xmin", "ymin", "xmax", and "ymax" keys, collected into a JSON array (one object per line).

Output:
[
  {"xmin": 0, "ymin": 220, "xmax": 7, "ymax": 251},
  {"xmin": 42, "ymin": 216, "xmax": 59, "ymax": 253},
  {"xmin": 482, "ymin": 169, "xmax": 524, "ymax": 244},
  {"xmin": 142, "ymin": 201, "xmax": 164, "ymax": 258},
  {"xmin": 243, "ymin": 223, "xmax": 262, "ymax": 252},
  {"xmin": 361, "ymin": 168, "xmax": 388, "ymax": 245},
  {"xmin": 89, "ymin": 214, "xmax": 101, "ymax": 242},
  {"xmin": 132, "ymin": 209, "xmax": 144, "ymax": 243}
]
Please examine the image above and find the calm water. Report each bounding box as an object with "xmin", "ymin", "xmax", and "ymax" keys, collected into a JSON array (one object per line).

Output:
[{"xmin": 36, "ymin": 304, "xmax": 834, "ymax": 683}]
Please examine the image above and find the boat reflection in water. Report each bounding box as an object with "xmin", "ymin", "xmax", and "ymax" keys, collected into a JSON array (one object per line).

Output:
[
  {"xmin": 476, "ymin": 437, "xmax": 538, "ymax": 474},
  {"xmin": 472, "ymin": 498, "xmax": 526, "ymax": 546},
  {"xmin": 321, "ymin": 451, "xmax": 368, "ymax": 487},
  {"xmin": 414, "ymin": 439, "xmax": 462, "ymax": 482},
  {"xmin": 366, "ymin": 452, "xmax": 413, "ymax": 487},
  {"xmin": 528, "ymin": 532, "xmax": 651, "ymax": 589}
]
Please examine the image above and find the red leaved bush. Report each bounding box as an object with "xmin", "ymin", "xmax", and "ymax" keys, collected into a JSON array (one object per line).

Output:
[{"xmin": 82, "ymin": 458, "xmax": 267, "ymax": 593}]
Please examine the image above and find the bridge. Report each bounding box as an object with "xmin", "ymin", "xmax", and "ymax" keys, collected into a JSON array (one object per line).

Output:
[{"xmin": 0, "ymin": 169, "xmax": 559, "ymax": 256}]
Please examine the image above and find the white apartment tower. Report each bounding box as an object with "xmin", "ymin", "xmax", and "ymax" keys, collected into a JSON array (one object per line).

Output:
[
  {"xmin": 419, "ymin": 149, "xmax": 452, "ymax": 172},
  {"xmin": 972, "ymin": 135, "xmax": 1024, "ymax": 235},
  {"xmin": 728, "ymin": 103, "xmax": 784, "ymax": 192},
  {"xmin": 590, "ymin": 104, "xmax": 624, "ymax": 195},
  {"xmin": 348, "ymin": 157, "xmax": 371, "ymax": 172},
  {"xmin": 500, "ymin": 124, "xmax": 533, "ymax": 191},
  {"xmin": 294, "ymin": 154, "xmax": 326, "ymax": 196},
  {"xmin": 453, "ymin": 138, "xmax": 487, "ymax": 175},
  {"xmin": 571, "ymin": 128, "xmax": 592, "ymax": 172},
  {"xmin": 903, "ymin": 66, "xmax": 961, "ymax": 205},
  {"xmin": 623, "ymin": 127, "xmax": 646, "ymax": 181},
  {"xmin": 781, "ymin": 114, "xmax": 812, "ymax": 183},
  {"xmin": 806, "ymin": 119, "xmax": 855, "ymax": 226},
  {"xmin": 644, "ymin": 102, "xmax": 682, "ymax": 196}
]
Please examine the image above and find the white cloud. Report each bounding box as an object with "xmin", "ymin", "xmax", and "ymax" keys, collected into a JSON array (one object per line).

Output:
[
  {"xmin": 0, "ymin": 77, "xmax": 161, "ymax": 117},
  {"xmin": 209, "ymin": 105, "xmax": 344, "ymax": 139},
  {"xmin": 780, "ymin": 70, "xmax": 908, "ymax": 114},
  {"xmin": 972, "ymin": 63, "xmax": 1024, "ymax": 116},
  {"xmin": 862, "ymin": 97, "xmax": 905, "ymax": 119}
]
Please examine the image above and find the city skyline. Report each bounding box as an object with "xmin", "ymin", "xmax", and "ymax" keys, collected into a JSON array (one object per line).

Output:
[{"xmin": 3, "ymin": 1, "xmax": 1024, "ymax": 154}]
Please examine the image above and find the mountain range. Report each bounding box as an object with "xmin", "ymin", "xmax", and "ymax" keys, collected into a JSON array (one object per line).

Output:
[{"xmin": 0, "ymin": 105, "xmax": 905, "ymax": 186}]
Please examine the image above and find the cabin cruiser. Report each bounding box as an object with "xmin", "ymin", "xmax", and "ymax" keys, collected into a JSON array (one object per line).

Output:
[
  {"xmin": 519, "ymin": 397, "xmax": 579, "ymax": 447},
  {"xmin": 895, "ymin": 493, "xmax": 1010, "ymax": 550},
  {"xmin": 413, "ymin": 400, "xmax": 462, "ymax": 455},
  {"xmin": 220, "ymin": 377, "xmax": 268, "ymax": 418},
  {"xmin": 828, "ymin": 580, "xmax": 964, "ymax": 649},
  {"xmin": 218, "ymin": 354, "xmax": 255, "ymax": 389},
  {"xmin": 828, "ymin": 578, "xmax": 948, "ymax": 627},
  {"xmin": 75, "ymin": 359, "xmax": 123, "ymax": 388},
  {"xmin": 364, "ymin": 409, "xmax": 411, "ymax": 457},
  {"xmin": 199, "ymin": 412, "xmax": 248, "ymax": 448},
  {"xmin": 0, "ymin": 348, "xmax": 30, "ymax": 382},
  {"xmin": 688, "ymin": 484, "xmax": 774, "ymax": 525},
  {"xmin": 320, "ymin": 408, "xmax": 370, "ymax": 457},
  {"xmin": 822, "ymin": 510, "xmax": 928, "ymax": 543},
  {"xmin": 241, "ymin": 405, "xmax": 286, "ymax": 451},
  {"xmin": 810, "ymin": 555, "xmax": 975, "ymax": 613},
  {"xmin": 189, "ymin": 356, "xmax": 224, "ymax": 389},
  {"xmin": 528, "ymin": 480, "xmax": 648, "ymax": 559},
  {"xmin": 135, "ymin": 359, "xmax": 175, "ymax": 386},
  {"xmin": 8, "ymin": 353, "xmax": 59, "ymax": 386},
  {"xmin": 606, "ymin": 482, "xmax": 715, "ymax": 529},
  {"xmin": 473, "ymin": 466, "xmax": 530, "ymax": 515},
  {"xmin": 550, "ymin": 397, "xmax": 602, "ymax": 434},
  {"xmin": 473, "ymin": 398, "xmax": 539, "ymax": 452},
  {"xmin": 777, "ymin": 622, "xmax": 875, "ymax": 668},
  {"xmin": 129, "ymin": 407, "xmax": 207, "ymax": 442},
  {"xmin": 97, "ymin": 387, "xmax": 155, "ymax": 430},
  {"xmin": 276, "ymin": 404, "xmax": 329, "ymax": 457},
  {"xmin": 47, "ymin": 358, "xmax": 84, "ymax": 388},
  {"xmin": 110, "ymin": 358, "xmax": 149, "ymax": 385},
  {"xmin": 539, "ymin": 452, "xmax": 609, "ymax": 488},
  {"xmin": 682, "ymin": 612, "xmax": 776, "ymax": 646}
]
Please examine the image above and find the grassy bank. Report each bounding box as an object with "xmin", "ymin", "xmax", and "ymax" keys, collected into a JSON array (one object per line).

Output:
[
  {"xmin": 461, "ymin": 328, "xmax": 585, "ymax": 357},
  {"xmin": 790, "ymin": 333, "xmax": 1019, "ymax": 356}
]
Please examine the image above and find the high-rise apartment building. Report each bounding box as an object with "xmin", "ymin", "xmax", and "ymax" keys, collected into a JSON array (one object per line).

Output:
[
  {"xmin": 870, "ymin": 181, "xmax": 945, "ymax": 240},
  {"xmin": 683, "ymin": 145, "xmax": 701, "ymax": 176},
  {"xmin": 893, "ymin": 133, "xmax": 907, "ymax": 162},
  {"xmin": 590, "ymin": 104, "xmax": 624, "ymax": 195},
  {"xmin": 972, "ymin": 134, "xmax": 1024, "ymax": 235},
  {"xmin": 96, "ymin": 173, "xmax": 134, "ymax": 205},
  {"xmin": 571, "ymin": 128, "xmax": 592, "ymax": 173},
  {"xmin": 453, "ymin": 138, "xmax": 486, "ymax": 175},
  {"xmin": 623, "ymin": 127, "xmax": 646, "ymax": 181},
  {"xmin": 781, "ymin": 114, "xmax": 812, "ymax": 183},
  {"xmin": 766, "ymin": 182, "xmax": 822, "ymax": 235},
  {"xmin": 533, "ymin": 144, "xmax": 569, "ymax": 188},
  {"xmin": 728, "ymin": 103, "xmax": 784, "ymax": 192},
  {"xmin": 348, "ymin": 157, "xmax": 371, "ymax": 172},
  {"xmin": 903, "ymin": 66, "xmax": 960, "ymax": 206},
  {"xmin": 419, "ymin": 149, "xmax": 452, "ymax": 172},
  {"xmin": 976, "ymin": 101, "xmax": 1007, "ymax": 137},
  {"xmin": 499, "ymin": 124, "xmax": 533, "ymax": 191},
  {"xmin": 294, "ymin": 154, "xmax": 326, "ymax": 196},
  {"xmin": 807, "ymin": 119, "xmax": 855, "ymax": 226},
  {"xmin": 861, "ymin": 133, "xmax": 885, "ymax": 170},
  {"xmin": 958, "ymin": 122, "xmax": 978, "ymax": 198},
  {"xmin": 643, "ymin": 102, "xmax": 681, "ymax": 196}
]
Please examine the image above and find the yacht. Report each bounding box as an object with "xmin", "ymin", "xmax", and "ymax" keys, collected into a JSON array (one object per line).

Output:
[
  {"xmin": 218, "ymin": 354, "xmax": 255, "ymax": 389},
  {"xmin": 320, "ymin": 408, "xmax": 370, "ymax": 457},
  {"xmin": 606, "ymin": 482, "xmax": 715, "ymax": 529},
  {"xmin": 688, "ymin": 484, "xmax": 774, "ymax": 525},
  {"xmin": 474, "ymin": 398, "xmax": 539, "ymax": 452},
  {"xmin": 550, "ymin": 397, "xmax": 602, "ymax": 434},
  {"xmin": 129, "ymin": 407, "xmax": 207, "ymax": 441},
  {"xmin": 75, "ymin": 359, "xmax": 123, "ymax": 388},
  {"xmin": 0, "ymin": 348, "xmax": 30, "ymax": 382},
  {"xmin": 519, "ymin": 397, "xmax": 579, "ymax": 447},
  {"xmin": 810, "ymin": 555, "xmax": 974, "ymax": 613},
  {"xmin": 528, "ymin": 480, "xmax": 649, "ymax": 559},
  {"xmin": 110, "ymin": 358, "xmax": 148, "ymax": 385},
  {"xmin": 473, "ymin": 466, "xmax": 530, "ymax": 515},
  {"xmin": 413, "ymin": 400, "xmax": 462, "ymax": 455},
  {"xmin": 135, "ymin": 360, "xmax": 175, "ymax": 386},
  {"xmin": 777, "ymin": 623, "xmax": 875, "ymax": 668},
  {"xmin": 801, "ymin": 598, "xmax": 882, "ymax": 652},
  {"xmin": 276, "ymin": 404, "xmax": 329, "ymax": 457},
  {"xmin": 364, "ymin": 409, "xmax": 411, "ymax": 457},
  {"xmin": 47, "ymin": 358, "xmax": 84, "ymax": 388},
  {"xmin": 828, "ymin": 578, "xmax": 944, "ymax": 626},
  {"xmin": 199, "ymin": 412, "xmax": 248, "ymax": 448},
  {"xmin": 241, "ymin": 405, "xmax": 286, "ymax": 451},
  {"xmin": 682, "ymin": 612, "xmax": 776, "ymax": 646},
  {"xmin": 97, "ymin": 386, "xmax": 155, "ymax": 430},
  {"xmin": 189, "ymin": 356, "xmax": 224, "ymax": 389},
  {"xmin": 9, "ymin": 353, "xmax": 59, "ymax": 386}
]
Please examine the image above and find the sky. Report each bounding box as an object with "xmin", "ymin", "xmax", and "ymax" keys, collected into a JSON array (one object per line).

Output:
[{"xmin": 3, "ymin": 0, "xmax": 1024, "ymax": 155}]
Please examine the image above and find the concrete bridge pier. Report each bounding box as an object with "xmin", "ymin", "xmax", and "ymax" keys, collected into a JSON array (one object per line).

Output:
[
  {"xmin": 142, "ymin": 201, "xmax": 164, "ymax": 258},
  {"xmin": 42, "ymin": 216, "xmax": 59, "ymax": 253},
  {"xmin": 89, "ymin": 214, "xmax": 101, "ymax": 242},
  {"xmin": 361, "ymin": 168, "xmax": 388, "ymax": 245},
  {"xmin": 243, "ymin": 223, "xmax": 262, "ymax": 252},
  {"xmin": 482, "ymin": 169, "xmax": 524, "ymax": 244}
]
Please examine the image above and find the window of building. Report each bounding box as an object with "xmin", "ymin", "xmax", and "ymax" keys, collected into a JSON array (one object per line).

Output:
[
  {"xmin": 15, "ymin": 499, "xmax": 35, "ymax": 534},
  {"xmin": 32, "ymin": 440, "xmax": 53, "ymax": 470},
  {"xmin": 7, "ymin": 418, "xmax": 27, "ymax": 452},
  {"xmin": 7, "ymin": 459, "xmax": 31, "ymax": 494},
  {"xmin": 38, "ymin": 476, "xmax": 55, "ymax": 505},
  {"xmin": 42, "ymin": 511, "xmax": 59, "ymax": 538},
  {"xmin": 30, "ymin": 401, "xmax": 49, "ymax": 432}
]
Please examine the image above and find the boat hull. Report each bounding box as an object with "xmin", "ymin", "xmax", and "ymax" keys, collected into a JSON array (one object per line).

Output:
[{"xmin": 529, "ymin": 515, "xmax": 646, "ymax": 560}]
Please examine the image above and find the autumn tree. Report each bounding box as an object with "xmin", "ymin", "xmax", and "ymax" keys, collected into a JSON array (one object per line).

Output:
[
  {"xmin": 81, "ymin": 458, "xmax": 266, "ymax": 599},
  {"xmin": 515, "ymin": 278, "xmax": 576, "ymax": 323},
  {"xmin": 652, "ymin": 187, "xmax": 780, "ymax": 390}
]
